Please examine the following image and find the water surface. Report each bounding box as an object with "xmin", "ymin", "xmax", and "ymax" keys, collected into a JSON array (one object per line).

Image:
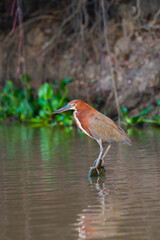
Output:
[{"xmin": 0, "ymin": 124, "xmax": 160, "ymax": 240}]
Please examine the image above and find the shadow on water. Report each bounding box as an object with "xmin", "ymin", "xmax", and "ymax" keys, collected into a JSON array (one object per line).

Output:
[{"xmin": 0, "ymin": 124, "xmax": 160, "ymax": 240}]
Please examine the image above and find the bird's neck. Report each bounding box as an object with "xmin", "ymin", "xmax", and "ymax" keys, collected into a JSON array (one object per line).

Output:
[{"xmin": 73, "ymin": 108, "xmax": 95, "ymax": 139}]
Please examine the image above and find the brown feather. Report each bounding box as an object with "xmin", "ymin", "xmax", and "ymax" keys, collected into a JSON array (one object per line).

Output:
[
  {"xmin": 69, "ymin": 99, "xmax": 131, "ymax": 145},
  {"xmin": 88, "ymin": 112, "xmax": 131, "ymax": 145}
]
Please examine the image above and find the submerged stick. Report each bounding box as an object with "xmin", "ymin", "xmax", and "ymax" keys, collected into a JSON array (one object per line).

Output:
[{"xmin": 89, "ymin": 160, "xmax": 106, "ymax": 177}]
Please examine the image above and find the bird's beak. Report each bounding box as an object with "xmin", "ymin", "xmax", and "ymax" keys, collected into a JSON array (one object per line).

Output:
[{"xmin": 52, "ymin": 104, "xmax": 74, "ymax": 114}]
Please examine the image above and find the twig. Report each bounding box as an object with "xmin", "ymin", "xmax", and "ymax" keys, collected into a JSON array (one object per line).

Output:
[
  {"xmin": 9, "ymin": 8, "xmax": 18, "ymax": 36},
  {"xmin": 17, "ymin": 6, "xmax": 22, "ymax": 74},
  {"xmin": 98, "ymin": 0, "xmax": 105, "ymax": 97},
  {"xmin": 10, "ymin": 0, "xmax": 16, "ymax": 16},
  {"xmin": 101, "ymin": 0, "xmax": 120, "ymax": 123},
  {"xmin": 151, "ymin": 7, "xmax": 160, "ymax": 26},
  {"xmin": 41, "ymin": 4, "xmax": 81, "ymax": 55},
  {"xmin": 133, "ymin": 0, "xmax": 141, "ymax": 20}
]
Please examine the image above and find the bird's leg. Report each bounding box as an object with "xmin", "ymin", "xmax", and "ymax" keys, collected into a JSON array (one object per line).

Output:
[
  {"xmin": 101, "ymin": 144, "xmax": 111, "ymax": 166},
  {"xmin": 90, "ymin": 139, "xmax": 103, "ymax": 171}
]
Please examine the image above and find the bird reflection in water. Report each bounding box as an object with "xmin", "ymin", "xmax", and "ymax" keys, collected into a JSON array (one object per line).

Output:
[{"xmin": 73, "ymin": 177, "xmax": 121, "ymax": 239}]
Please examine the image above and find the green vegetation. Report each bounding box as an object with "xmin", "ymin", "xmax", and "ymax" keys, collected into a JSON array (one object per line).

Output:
[
  {"xmin": 121, "ymin": 101, "xmax": 160, "ymax": 127},
  {"xmin": 0, "ymin": 75, "xmax": 73, "ymax": 126},
  {"xmin": 1, "ymin": 75, "xmax": 160, "ymax": 128}
]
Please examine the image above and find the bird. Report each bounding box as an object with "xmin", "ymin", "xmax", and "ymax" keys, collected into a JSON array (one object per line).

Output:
[{"xmin": 53, "ymin": 99, "xmax": 132, "ymax": 175}]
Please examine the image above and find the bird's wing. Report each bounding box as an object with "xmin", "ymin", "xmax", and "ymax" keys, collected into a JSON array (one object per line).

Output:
[{"xmin": 88, "ymin": 113, "xmax": 131, "ymax": 145}]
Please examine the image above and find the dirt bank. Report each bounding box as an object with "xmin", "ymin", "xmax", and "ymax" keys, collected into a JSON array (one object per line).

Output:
[{"xmin": 0, "ymin": 0, "xmax": 160, "ymax": 117}]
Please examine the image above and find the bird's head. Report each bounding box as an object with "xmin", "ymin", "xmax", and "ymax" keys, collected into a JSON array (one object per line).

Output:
[{"xmin": 52, "ymin": 99, "xmax": 83, "ymax": 114}]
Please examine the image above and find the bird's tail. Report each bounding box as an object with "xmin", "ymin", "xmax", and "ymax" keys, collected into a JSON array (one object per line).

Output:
[
  {"xmin": 122, "ymin": 133, "xmax": 132, "ymax": 146},
  {"xmin": 118, "ymin": 125, "xmax": 132, "ymax": 146}
]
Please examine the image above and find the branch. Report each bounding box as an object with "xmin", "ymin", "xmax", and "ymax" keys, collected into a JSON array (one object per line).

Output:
[
  {"xmin": 151, "ymin": 7, "xmax": 160, "ymax": 25},
  {"xmin": 101, "ymin": 0, "xmax": 121, "ymax": 123}
]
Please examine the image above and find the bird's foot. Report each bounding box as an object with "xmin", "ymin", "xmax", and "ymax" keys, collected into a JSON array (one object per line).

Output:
[
  {"xmin": 89, "ymin": 166, "xmax": 100, "ymax": 176},
  {"xmin": 93, "ymin": 158, "xmax": 104, "ymax": 168},
  {"xmin": 88, "ymin": 162, "xmax": 106, "ymax": 177}
]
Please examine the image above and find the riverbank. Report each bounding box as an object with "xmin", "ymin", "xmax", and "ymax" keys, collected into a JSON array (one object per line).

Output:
[{"xmin": 0, "ymin": 1, "xmax": 160, "ymax": 118}]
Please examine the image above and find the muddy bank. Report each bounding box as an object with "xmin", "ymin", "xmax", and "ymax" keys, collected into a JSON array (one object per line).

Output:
[{"xmin": 0, "ymin": 1, "xmax": 160, "ymax": 117}]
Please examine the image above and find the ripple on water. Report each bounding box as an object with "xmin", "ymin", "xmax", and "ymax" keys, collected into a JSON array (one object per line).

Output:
[{"xmin": 0, "ymin": 125, "xmax": 160, "ymax": 240}]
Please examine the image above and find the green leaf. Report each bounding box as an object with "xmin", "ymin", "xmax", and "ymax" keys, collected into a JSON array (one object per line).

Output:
[
  {"xmin": 38, "ymin": 83, "xmax": 53, "ymax": 100},
  {"xmin": 19, "ymin": 101, "xmax": 26, "ymax": 120},
  {"xmin": 39, "ymin": 109, "xmax": 47, "ymax": 118},
  {"xmin": 52, "ymin": 80, "xmax": 58, "ymax": 86},
  {"xmin": 59, "ymin": 81, "xmax": 66, "ymax": 91},
  {"xmin": 55, "ymin": 114, "xmax": 64, "ymax": 122},
  {"xmin": 157, "ymin": 98, "xmax": 160, "ymax": 106},
  {"xmin": 62, "ymin": 77, "xmax": 72, "ymax": 84},
  {"xmin": 7, "ymin": 80, "xmax": 13, "ymax": 89},
  {"xmin": 54, "ymin": 91, "xmax": 61, "ymax": 100},
  {"xmin": 26, "ymin": 118, "xmax": 44, "ymax": 123},
  {"xmin": 38, "ymin": 98, "xmax": 48, "ymax": 107},
  {"xmin": 0, "ymin": 77, "xmax": 74, "ymax": 126},
  {"xmin": 142, "ymin": 119, "xmax": 156, "ymax": 123},
  {"xmin": 51, "ymin": 97, "xmax": 59, "ymax": 110},
  {"xmin": 130, "ymin": 115, "xmax": 140, "ymax": 124},
  {"xmin": 22, "ymin": 74, "xmax": 30, "ymax": 88},
  {"xmin": 59, "ymin": 77, "xmax": 72, "ymax": 91},
  {"xmin": 4, "ymin": 80, "xmax": 13, "ymax": 93},
  {"xmin": 152, "ymin": 116, "xmax": 160, "ymax": 121},
  {"xmin": 51, "ymin": 122, "xmax": 57, "ymax": 127},
  {"xmin": 140, "ymin": 106, "xmax": 152, "ymax": 116},
  {"xmin": 120, "ymin": 106, "xmax": 128, "ymax": 115}
]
